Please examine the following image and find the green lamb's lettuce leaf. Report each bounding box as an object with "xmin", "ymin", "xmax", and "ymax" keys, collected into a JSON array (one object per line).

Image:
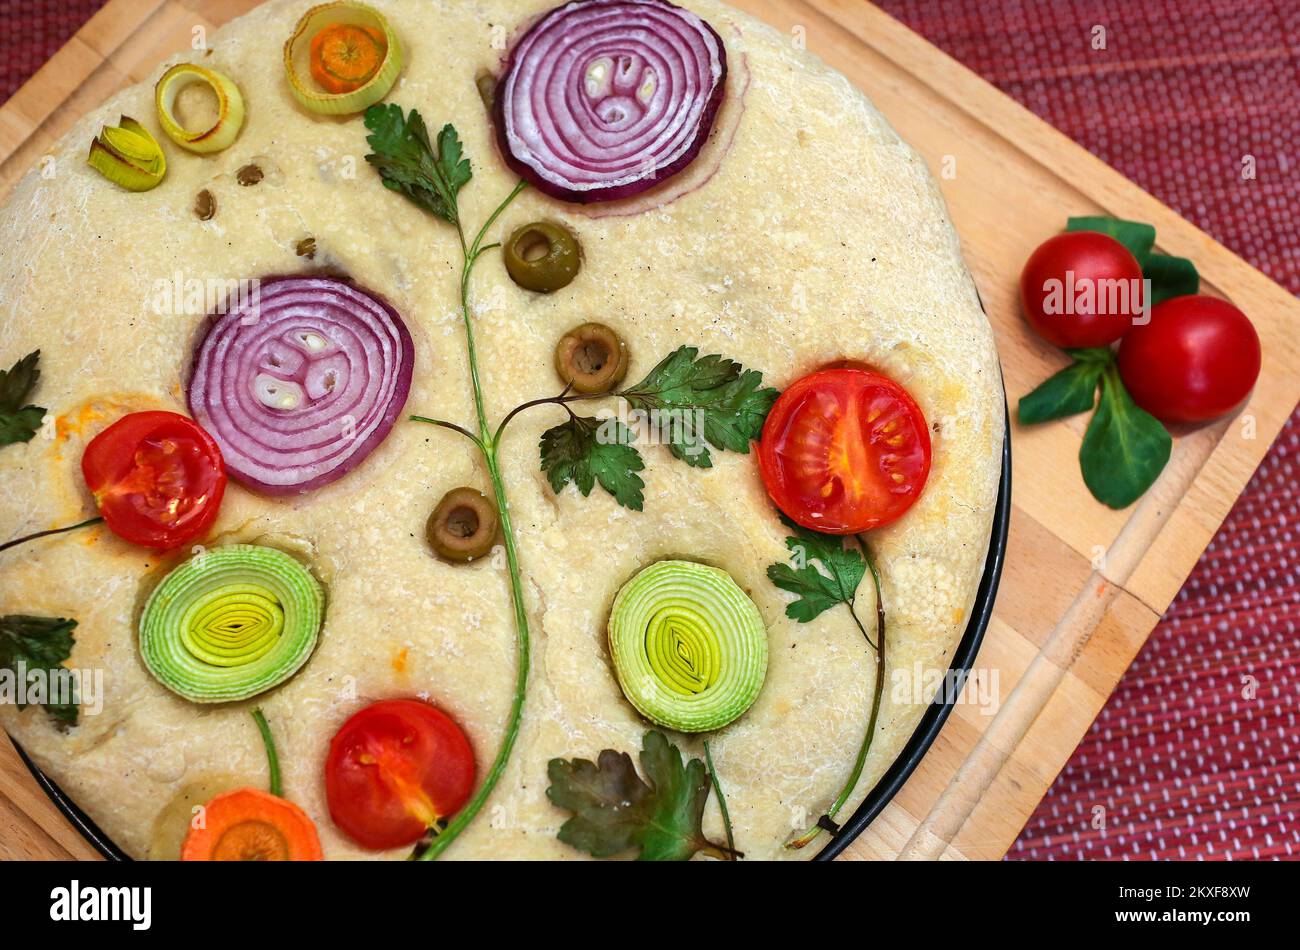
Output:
[
  {"xmin": 363, "ymin": 104, "xmax": 471, "ymax": 225},
  {"xmin": 620, "ymin": 346, "xmax": 778, "ymax": 468},
  {"xmin": 1079, "ymin": 365, "xmax": 1172, "ymax": 509},
  {"xmin": 0, "ymin": 615, "xmax": 78, "ymax": 725},
  {"xmin": 1142, "ymin": 252, "xmax": 1200, "ymax": 305},
  {"xmin": 546, "ymin": 730, "xmax": 736, "ymax": 861},
  {"xmin": 1019, "ymin": 345, "xmax": 1172, "ymax": 509},
  {"xmin": 1017, "ymin": 349, "xmax": 1110, "ymax": 424},
  {"xmin": 1065, "ymin": 216, "xmax": 1199, "ymax": 306},
  {"xmin": 1067, "ymin": 216, "xmax": 1156, "ymax": 264},
  {"xmin": 0, "ymin": 351, "xmax": 46, "ymax": 447},
  {"xmin": 539, "ymin": 414, "xmax": 645, "ymax": 511}
]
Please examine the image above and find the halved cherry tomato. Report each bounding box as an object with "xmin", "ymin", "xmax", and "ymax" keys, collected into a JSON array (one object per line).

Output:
[
  {"xmin": 325, "ymin": 699, "xmax": 475, "ymax": 851},
  {"xmin": 759, "ymin": 368, "xmax": 931, "ymax": 534},
  {"xmin": 81, "ymin": 411, "xmax": 226, "ymax": 550}
]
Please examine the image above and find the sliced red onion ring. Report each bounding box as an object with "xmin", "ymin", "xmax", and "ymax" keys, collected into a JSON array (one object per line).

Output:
[
  {"xmin": 494, "ymin": 0, "xmax": 728, "ymax": 203},
  {"xmin": 576, "ymin": 46, "xmax": 748, "ymax": 219},
  {"xmin": 188, "ymin": 276, "xmax": 414, "ymax": 495}
]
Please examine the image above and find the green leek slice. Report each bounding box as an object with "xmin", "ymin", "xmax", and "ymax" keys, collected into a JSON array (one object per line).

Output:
[
  {"xmin": 155, "ymin": 63, "xmax": 246, "ymax": 153},
  {"xmin": 139, "ymin": 545, "xmax": 324, "ymax": 703},
  {"xmin": 609, "ymin": 560, "xmax": 768, "ymax": 733},
  {"xmin": 86, "ymin": 116, "xmax": 166, "ymax": 191},
  {"xmin": 283, "ymin": 2, "xmax": 403, "ymax": 116}
]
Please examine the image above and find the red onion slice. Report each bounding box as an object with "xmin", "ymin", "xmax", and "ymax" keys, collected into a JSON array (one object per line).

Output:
[
  {"xmin": 187, "ymin": 276, "xmax": 414, "ymax": 495},
  {"xmin": 495, "ymin": 0, "xmax": 728, "ymax": 203}
]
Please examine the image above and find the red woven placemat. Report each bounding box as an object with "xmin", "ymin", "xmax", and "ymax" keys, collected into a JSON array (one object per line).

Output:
[
  {"xmin": 0, "ymin": 0, "xmax": 110, "ymax": 98},
  {"xmin": 3, "ymin": 0, "xmax": 1297, "ymax": 861},
  {"xmin": 878, "ymin": 0, "xmax": 1300, "ymax": 861}
]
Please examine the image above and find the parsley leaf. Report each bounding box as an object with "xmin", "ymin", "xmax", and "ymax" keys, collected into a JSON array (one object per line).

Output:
[
  {"xmin": 539, "ymin": 414, "xmax": 645, "ymax": 511},
  {"xmin": 0, "ymin": 351, "xmax": 46, "ymax": 447},
  {"xmin": 0, "ymin": 615, "xmax": 78, "ymax": 725},
  {"xmin": 363, "ymin": 104, "xmax": 471, "ymax": 225},
  {"xmin": 547, "ymin": 730, "xmax": 737, "ymax": 861},
  {"xmin": 620, "ymin": 346, "xmax": 778, "ymax": 468},
  {"xmin": 766, "ymin": 519, "xmax": 866, "ymax": 624}
]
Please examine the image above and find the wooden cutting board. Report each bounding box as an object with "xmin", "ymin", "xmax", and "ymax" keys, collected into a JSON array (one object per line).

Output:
[{"xmin": 2, "ymin": 0, "xmax": 1297, "ymax": 863}]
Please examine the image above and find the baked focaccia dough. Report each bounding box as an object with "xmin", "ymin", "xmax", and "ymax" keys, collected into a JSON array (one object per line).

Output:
[{"xmin": 0, "ymin": 0, "xmax": 1003, "ymax": 860}]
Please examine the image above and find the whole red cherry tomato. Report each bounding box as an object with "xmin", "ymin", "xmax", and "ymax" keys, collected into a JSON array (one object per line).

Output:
[
  {"xmin": 325, "ymin": 699, "xmax": 475, "ymax": 850},
  {"xmin": 1020, "ymin": 232, "xmax": 1145, "ymax": 347},
  {"xmin": 81, "ymin": 410, "xmax": 226, "ymax": 549},
  {"xmin": 1117, "ymin": 295, "xmax": 1261, "ymax": 423},
  {"xmin": 759, "ymin": 368, "xmax": 931, "ymax": 535}
]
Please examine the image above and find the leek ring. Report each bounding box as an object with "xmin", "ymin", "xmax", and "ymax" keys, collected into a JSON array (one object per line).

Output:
[
  {"xmin": 155, "ymin": 64, "xmax": 246, "ymax": 153},
  {"xmin": 86, "ymin": 116, "xmax": 166, "ymax": 191},
  {"xmin": 284, "ymin": 2, "xmax": 404, "ymax": 116},
  {"xmin": 139, "ymin": 545, "xmax": 324, "ymax": 703},
  {"xmin": 609, "ymin": 560, "xmax": 768, "ymax": 733}
]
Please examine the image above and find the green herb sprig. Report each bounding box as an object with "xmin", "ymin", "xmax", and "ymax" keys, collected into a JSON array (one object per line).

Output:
[
  {"xmin": 0, "ymin": 350, "xmax": 46, "ymax": 447},
  {"xmin": 619, "ymin": 346, "xmax": 779, "ymax": 468},
  {"xmin": 520, "ymin": 346, "xmax": 777, "ymax": 511},
  {"xmin": 366, "ymin": 103, "xmax": 532, "ymax": 861},
  {"xmin": 767, "ymin": 526, "xmax": 886, "ymax": 849},
  {"xmin": 1020, "ymin": 348, "xmax": 1172, "ymax": 508},
  {"xmin": 546, "ymin": 730, "xmax": 741, "ymax": 861},
  {"xmin": 251, "ymin": 707, "xmax": 281, "ymax": 798},
  {"xmin": 0, "ymin": 615, "xmax": 79, "ymax": 725},
  {"xmin": 538, "ymin": 413, "xmax": 645, "ymax": 511}
]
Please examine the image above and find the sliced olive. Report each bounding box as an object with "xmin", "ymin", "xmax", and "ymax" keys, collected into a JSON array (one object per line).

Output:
[
  {"xmin": 475, "ymin": 72, "xmax": 497, "ymax": 112},
  {"xmin": 236, "ymin": 163, "xmax": 264, "ymax": 186},
  {"xmin": 427, "ymin": 488, "xmax": 499, "ymax": 563},
  {"xmin": 194, "ymin": 189, "xmax": 216, "ymax": 220},
  {"xmin": 504, "ymin": 221, "xmax": 581, "ymax": 293},
  {"xmin": 554, "ymin": 323, "xmax": 629, "ymax": 394}
]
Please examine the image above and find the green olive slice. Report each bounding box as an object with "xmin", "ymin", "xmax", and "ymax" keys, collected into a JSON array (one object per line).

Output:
[
  {"xmin": 475, "ymin": 71, "xmax": 497, "ymax": 112},
  {"xmin": 427, "ymin": 487, "xmax": 499, "ymax": 562},
  {"xmin": 554, "ymin": 322, "xmax": 628, "ymax": 394},
  {"xmin": 503, "ymin": 221, "xmax": 581, "ymax": 293}
]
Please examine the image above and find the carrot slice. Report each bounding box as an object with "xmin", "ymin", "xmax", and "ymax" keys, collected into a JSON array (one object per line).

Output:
[
  {"xmin": 310, "ymin": 24, "xmax": 386, "ymax": 93},
  {"xmin": 181, "ymin": 787, "xmax": 323, "ymax": 861}
]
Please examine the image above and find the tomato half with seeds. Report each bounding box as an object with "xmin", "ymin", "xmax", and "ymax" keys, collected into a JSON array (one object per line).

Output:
[
  {"xmin": 325, "ymin": 699, "xmax": 476, "ymax": 850},
  {"xmin": 759, "ymin": 368, "xmax": 931, "ymax": 535},
  {"xmin": 81, "ymin": 410, "xmax": 226, "ymax": 550}
]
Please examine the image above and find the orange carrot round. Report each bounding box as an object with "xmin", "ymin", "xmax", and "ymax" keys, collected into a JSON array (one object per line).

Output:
[
  {"xmin": 310, "ymin": 24, "xmax": 386, "ymax": 93},
  {"xmin": 181, "ymin": 787, "xmax": 323, "ymax": 861}
]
